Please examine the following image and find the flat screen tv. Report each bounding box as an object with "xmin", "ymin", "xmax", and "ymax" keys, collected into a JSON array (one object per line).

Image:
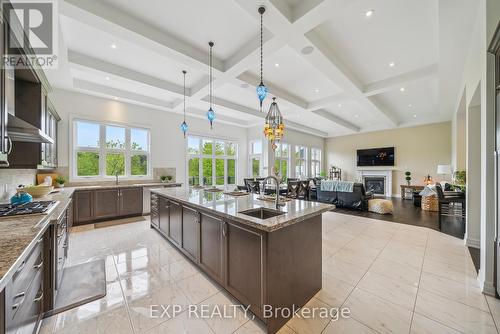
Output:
[{"xmin": 357, "ymin": 147, "xmax": 395, "ymax": 167}]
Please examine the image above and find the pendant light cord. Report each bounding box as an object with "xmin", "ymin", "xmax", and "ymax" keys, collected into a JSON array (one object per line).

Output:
[
  {"xmin": 260, "ymin": 11, "xmax": 263, "ymax": 85},
  {"xmin": 209, "ymin": 43, "xmax": 213, "ymax": 109},
  {"xmin": 183, "ymin": 70, "xmax": 186, "ymax": 122}
]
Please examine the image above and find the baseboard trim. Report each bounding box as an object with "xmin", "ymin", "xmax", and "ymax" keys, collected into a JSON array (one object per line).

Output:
[
  {"xmin": 465, "ymin": 238, "xmax": 480, "ymax": 249},
  {"xmin": 482, "ymin": 279, "xmax": 496, "ymax": 296}
]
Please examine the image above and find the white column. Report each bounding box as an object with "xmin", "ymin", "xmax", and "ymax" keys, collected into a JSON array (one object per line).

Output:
[{"xmin": 466, "ymin": 105, "xmax": 481, "ymax": 249}]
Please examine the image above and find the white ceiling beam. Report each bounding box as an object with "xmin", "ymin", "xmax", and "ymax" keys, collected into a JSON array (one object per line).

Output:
[
  {"xmin": 73, "ymin": 79, "xmax": 175, "ymax": 109},
  {"xmin": 68, "ymin": 50, "xmax": 187, "ymax": 97},
  {"xmin": 72, "ymin": 79, "xmax": 247, "ymax": 128},
  {"xmin": 61, "ymin": 0, "xmax": 224, "ymax": 72},
  {"xmin": 311, "ymin": 109, "xmax": 360, "ymax": 132},
  {"xmin": 306, "ymin": 93, "xmax": 349, "ymax": 110},
  {"xmin": 205, "ymin": 96, "xmax": 328, "ymax": 137},
  {"xmin": 291, "ymin": 32, "xmax": 399, "ymax": 126},
  {"xmin": 363, "ymin": 63, "xmax": 439, "ymax": 97}
]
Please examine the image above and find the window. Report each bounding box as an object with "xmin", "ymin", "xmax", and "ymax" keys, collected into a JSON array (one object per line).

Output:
[
  {"xmin": 294, "ymin": 146, "xmax": 308, "ymax": 178},
  {"xmin": 311, "ymin": 148, "xmax": 322, "ymax": 177},
  {"xmin": 274, "ymin": 143, "xmax": 289, "ymax": 179},
  {"xmin": 249, "ymin": 140, "xmax": 262, "ymax": 177},
  {"xmin": 187, "ymin": 136, "xmax": 238, "ymax": 187},
  {"xmin": 73, "ymin": 120, "xmax": 150, "ymax": 179}
]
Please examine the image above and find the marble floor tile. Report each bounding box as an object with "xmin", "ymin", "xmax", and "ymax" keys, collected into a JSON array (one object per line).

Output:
[
  {"xmin": 357, "ymin": 271, "xmax": 418, "ymax": 310},
  {"xmin": 486, "ymin": 295, "xmax": 500, "ymax": 329},
  {"xmin": 344, "ymin": 288, "xmax": 413, "ymax": 334},
  {"xmin": 315, "ymin": 273, "xmax": 355, "ymax": 307},
  {"xmin": 410, "ymin": 313, "xmax": 462, "ymax": 334},
  {"xmin": 144, "ymin": 310, "xmax": 214, "ymax": 334},
  {"xmin": 286, "ymin": 297, "xmax": 334, "ymax": 334},
  {"xmin": 415, "ymin": 289, "xmax": 497, "ymax": 334},
  {"xmin": 422, "ymin": 258, "xmax": 480, "ymax": 287},
  {"xmin": 419, "ymin": 272, "xmax": 489, "ymax": 312},
  {"xmin": 322, "ymin": 256, "xmax": 367, "ymax": 286},
  {"xmin": 368, "ymin": 257, "xmax": 421, "ymax": 288},
  {"xmin": 322, "ymin": 317, "xmax": 379, "ymax": 334},
  {"xmin": 201, "ymin": 292, "xmax": 252, "ymax": 334},
  {"xmin": 176, "ymin": 272, "xmax": 220, "ymax": 304}
]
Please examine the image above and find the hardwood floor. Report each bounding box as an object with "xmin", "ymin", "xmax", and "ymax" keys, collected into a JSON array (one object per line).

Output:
[{"xmin": 332, "ymin": 197, "xmax": 465, "ymax": 239}]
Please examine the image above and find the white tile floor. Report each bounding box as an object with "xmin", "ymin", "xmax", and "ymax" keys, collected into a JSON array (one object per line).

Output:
[{"xmin": 39, "ymin": 212, "xmax": 499, "ymax": 334}]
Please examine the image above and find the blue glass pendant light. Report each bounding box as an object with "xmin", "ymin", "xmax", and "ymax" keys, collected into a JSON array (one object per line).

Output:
[
  {"xmin": 256, "ymin": 6, "xmax": 268, "ymax": 112},
  {"xmin": 207, "ymin": 41, "xmax": 216, "ymax": 129},
  {"xmin": 180, "ymin": 70, "xmax": 188, "ymax": 137}
]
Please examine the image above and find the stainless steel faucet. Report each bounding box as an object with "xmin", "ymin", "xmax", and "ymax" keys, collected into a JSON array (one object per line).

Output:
[{"xmin": 263, "ymin": 176, "xmax": 285, "ymax": 210}]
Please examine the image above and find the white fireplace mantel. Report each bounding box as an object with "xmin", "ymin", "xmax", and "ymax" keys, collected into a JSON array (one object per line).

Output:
[{"xmin": 356, "ymin": 169, "xmax": 393, "ymax": 197}]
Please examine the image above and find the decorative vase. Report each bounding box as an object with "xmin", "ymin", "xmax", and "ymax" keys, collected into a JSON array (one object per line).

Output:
[{"xmin": 406, "ymin": 180, "xmax": 411, "ymax": 186}]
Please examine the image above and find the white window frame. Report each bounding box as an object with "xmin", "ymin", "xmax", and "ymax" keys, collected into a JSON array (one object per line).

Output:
[
  {"xmin": 71, "ymin": 119, "xmax": 151, "ymax": 181},
  {"xmin": 294, "ymin": 146, "xmax": 308, "ymax": 178},
  {"xmin": 186, "ymin": 135, "xmax": 238, "ymax": 187},
  {"xmin": 248, "ymin": 139, "xmax": 263, "ymax": 177},
  {"xmin": 274, "ymin": 142, "xmax": 290, "ymax": 178},
  {"xmin": 310, "ymin": 148, "xmax": 322, "ymax": 177}
]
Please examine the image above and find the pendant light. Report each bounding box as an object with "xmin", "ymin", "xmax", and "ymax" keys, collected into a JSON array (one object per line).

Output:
[
  {"xmin": 264, "ymin": 97, "xmax": 285, "ymax": 151},
  {"xmin": 256, "ymin": 6, "xmax": 268, "ymax": 112},
  {"xmin": 180, "ymin": 70, "xmax": 188, "ymax": 138},
  {"xmin": 207, "ymin": 41, "xmax": 216, "ymax": 129}
]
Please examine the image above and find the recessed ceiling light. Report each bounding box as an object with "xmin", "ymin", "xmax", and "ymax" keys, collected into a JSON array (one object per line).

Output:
[
  {"xmin": 365, "ymin": 9, "xmax": 375, "ymax": 17},
  {"xmin": 389, "ymin": 62, "xmax": 395, "ymax": 67},
  {"xmin": 338, "ymin": 103, "xmax": 342, "ymax": 107},
  {"xmin": 113, "ymin": 96, "xmax": 118, "ymax": 100},
  {"xmin": 240, "ymin": 83, "xmax": 250, "ymax": 89},
  {"xmin": 314, "ymin": 88, "xmax": 320, "ymax": 93},
  {"xmin": 274, "ymin": 63, "xmax": 280, "ymax": 67},
  {"xmin": 408, "ymin": 104, "xmax": 413, "ymax": 108},
  {"xmin": 105, "ymin": 76, "xmax": 110, "ymax": 80},
  {"xmin": 301, "ymin": 46, "xmax": 314, "ymax": 55},
  {"xmin": 355, "ymin": 114, "xmax": 359, "ymax": 118},
  {"xmin": 400, "ymin": 87, "xmax": 405, "ymax": 92},
  {"xmin": 413, "ymin": 114, "xmax": 417, "ymax": 118},
  {"xmin": 110, "ymin": 44, "xmax": 117, "ymax": 49}
]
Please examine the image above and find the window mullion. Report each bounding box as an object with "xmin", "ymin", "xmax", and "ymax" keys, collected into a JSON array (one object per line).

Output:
[{"xmin": 99, "ymin": 125, "xmax": 105, "ymax": 178}]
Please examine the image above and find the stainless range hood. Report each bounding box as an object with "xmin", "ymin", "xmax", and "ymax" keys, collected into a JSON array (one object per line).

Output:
[{"xmin": 7, "ymin": 113, "xmax": 54, "ymax": 144}]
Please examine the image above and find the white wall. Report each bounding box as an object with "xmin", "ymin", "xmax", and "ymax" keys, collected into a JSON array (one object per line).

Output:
[
  {"xmin": 466, "ymin": 105, "xmax": 481, "ymax": 248},
  {"xmin": 52, "ymin": 89, "xmax": 248, "ymax": 185}
]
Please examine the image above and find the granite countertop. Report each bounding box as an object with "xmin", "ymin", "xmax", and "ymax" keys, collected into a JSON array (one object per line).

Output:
[
  {"xmin": 0, "ymin": 187, "xmax": 75, "ymax": 290},
  {"xmin": 70, "ymin": 182, "xmax": 182, "ymax": 191},
  {"xmin": 151, "ymin": 187, "xmax": 334, "ymax": 232}
]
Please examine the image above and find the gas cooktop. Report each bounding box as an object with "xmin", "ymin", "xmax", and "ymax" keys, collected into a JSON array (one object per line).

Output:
[{"xmin": 0, "ymin": 201, "xmax": 56, "ymax": 217}]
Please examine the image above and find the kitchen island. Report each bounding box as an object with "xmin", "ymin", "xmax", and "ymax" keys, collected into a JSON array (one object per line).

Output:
[{"xmin": 150, "ymin": 187, "xmax": 334, "ymax": 333}]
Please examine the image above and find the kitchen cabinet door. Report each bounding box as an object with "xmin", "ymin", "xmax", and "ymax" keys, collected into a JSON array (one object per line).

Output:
[
  {"xmin": 225, "ymin": 222, "xmax": 265, "ymax": 312},
  {"xmin": 181, "ymin": 206, "xmax": 199, "ymax": 262},
  {"xmin": 199, "ymin": 212, "xmax": 224, "ymax": 284},
  {"xmin": 168, "ymin": 201, "xmax": 182, "ymax": 247},
  {"xmin": 119, "ymin": 187, "xmax": 143, "ymax": 216},
  {"xmin": 73, "ymin": 191, "xmax": 94, "ymax": 224},
  {"xmin": 158, "ymin": 197, "xmax": 170, "ymax": 236},
  {"xmin": 93, "ymin": 189, "xmax": 119, "ymax": 220}
]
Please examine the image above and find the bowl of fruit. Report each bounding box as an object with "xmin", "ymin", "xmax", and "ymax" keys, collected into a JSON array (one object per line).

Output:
[{"xmin": 18, "ymin": 184, "xmax": 54, "ymax": 198}]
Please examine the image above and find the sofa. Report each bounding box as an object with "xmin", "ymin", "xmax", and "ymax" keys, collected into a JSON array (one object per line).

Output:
[{"xmin": 316, "ymin": 182, "xmax": 373, "ymax": 210}]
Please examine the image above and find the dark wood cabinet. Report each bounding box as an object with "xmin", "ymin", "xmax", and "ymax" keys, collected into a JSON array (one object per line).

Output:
[
  {"xmin": 94, "ymin": 189, "xmax": 119, "ymax": 220},
  {"xmin": 181, "ymin": 206, "xmax": 199, "ymax": 262},
  {"xmin": 225, "ymin": 222, "xmax": 264, "ymax": 313},
  {"xmin": 119, "ymin": 187, "xmax": 143, "ymax": 216},
  {"xmin": 150, "ymin": 193, "xmax": 159, "ymax": 228},
  {"xmin": 168, "ymin": 201, "xmax": 182, "ymax": 247},
  {"xmin": 158, "ymin": 197, "xmax": 170, "ymax": 236},
  {"xmin": 199, "ymin": 213, "xmax": 224, "ymax": 284},
  {"xmin": 73, "ymin": 190, "xmax": 94, "ymax": 224}
]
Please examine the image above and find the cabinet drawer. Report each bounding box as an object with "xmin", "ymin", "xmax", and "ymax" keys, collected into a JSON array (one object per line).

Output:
[
  {"xmin": 9, "ymin": 270, "xmax": 43, "ymax": 334},
  {"xmin": 9, "ymin": 239, "xmax": 43, "ymax": 306}
]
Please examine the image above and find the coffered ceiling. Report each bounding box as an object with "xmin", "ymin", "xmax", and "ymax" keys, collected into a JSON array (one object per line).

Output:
[{"xmin": 45, "ymin": 0, "xmax": 478, "ymax": 138}]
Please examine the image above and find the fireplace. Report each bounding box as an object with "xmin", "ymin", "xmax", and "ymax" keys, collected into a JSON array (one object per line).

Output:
[{"xmin": 364, "ymin": 177, "xmax": 386, "ymax": 195}]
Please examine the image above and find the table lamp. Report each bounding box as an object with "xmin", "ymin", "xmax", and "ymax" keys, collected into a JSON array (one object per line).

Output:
[{"xmin": 436, "ymin": 164, "xmax": 451, "ymax": 181}]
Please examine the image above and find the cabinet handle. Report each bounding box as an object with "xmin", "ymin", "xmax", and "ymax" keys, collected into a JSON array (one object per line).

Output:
[
  {"xmin": 222, "ymin": 223, "xmax": 227, "ymax": 238},
  {"xmin": 36, "ymin": 237, "xmax": 43, "ymax": 244},
  {"xmin": 63, "ymin": 243, "xmax": 68, "ymax": 249},
  {"xmin": 12, "ymin": 302, "xmax": 21, "ymax": 310},
  {"xmin": 33, "ymin": 261, "xmax": 43, "ymax": 269},
  {"xmin": 33, "ymin": 292, "xmax": 43, "ymax": 303},
  {"xmin": 14, "ymin": 291, "xmax": 25, "ymax": 299},
  {"xmin": 15, "ymin": 261, "xmax": 26, "ymax": 274}
]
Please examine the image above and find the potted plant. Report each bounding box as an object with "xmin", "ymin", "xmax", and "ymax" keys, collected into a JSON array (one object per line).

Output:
[
  {"xmin": 55, "ymin": 176, "xmax": 66, "ymax": 188},
  {"xmin": 160, "ymin": 175, "xmax": 173, "ymax": 183},
  {"xmin": 405, "ymin": 171, "xmax": 411, "ymax": 185}
]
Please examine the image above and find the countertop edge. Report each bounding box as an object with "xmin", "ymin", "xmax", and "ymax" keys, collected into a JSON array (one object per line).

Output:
[{"xmin": 151, "ymin": 189, "xmax": 335, "ymax": 232}]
